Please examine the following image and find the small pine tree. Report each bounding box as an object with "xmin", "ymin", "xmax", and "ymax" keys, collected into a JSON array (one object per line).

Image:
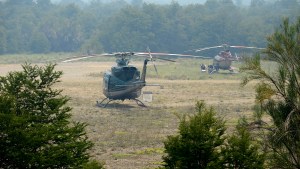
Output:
[
  {"xmin": 162, "ymin": 101, "xmax": 226, "ymax": 169},
  {"xmin": 0, "ymin": 63, "xmax": 93, "ymax": 168},
  {"xmin": 240, "ymin": 17, "xmax": 300, "ymax": 168},
  {"xmin": 219, "ymin": 122, "xmax": 265, "ymax": 169}
]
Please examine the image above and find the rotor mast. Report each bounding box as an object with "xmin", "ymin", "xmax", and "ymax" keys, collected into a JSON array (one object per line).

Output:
[{"xmin": 115, "ymin": 52, "xmax": 134, "ymax": 66}]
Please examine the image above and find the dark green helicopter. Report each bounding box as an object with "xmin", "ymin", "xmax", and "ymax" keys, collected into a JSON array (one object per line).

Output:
[
  {"xmin": 62, "ymin": 49, "xmax": 197, "ymax": 107},
  {"xmin": 99, "ymin": 51, "xmax": 158, "ymax": 107}
]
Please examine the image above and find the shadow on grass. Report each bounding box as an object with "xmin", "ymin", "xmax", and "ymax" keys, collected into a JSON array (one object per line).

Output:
[{"xmin": 95, "ymin": 101, "xmax": 150, "ymax": 109}]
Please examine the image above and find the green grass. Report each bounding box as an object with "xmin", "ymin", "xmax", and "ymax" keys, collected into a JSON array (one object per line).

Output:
[
  {"xmin": 0, "ymin": 53, "xmax": 116, "ymax": 64},
  {"xmin": 134, "ymin": 148, "xmax": 164, "ymax": 155},
  {"xmin": 0, "ymin": 53, "xmax": 68, "ymax": 64},
  {"xmin": 145, "ymin": 58, "xmax": 245, "ymax": 80},
  {"xmin": 0, "ymin": 53, "xmax": 277, "ymax": 82}
]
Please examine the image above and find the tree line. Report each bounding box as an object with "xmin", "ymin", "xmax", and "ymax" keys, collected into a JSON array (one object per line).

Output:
[
  {"xmin": 0, "ymin": 0, "xmax": 299, "ymax": 55},
  {"xmin": 1, "ymin": 6, "xmax": 300, "ymax": 168}
]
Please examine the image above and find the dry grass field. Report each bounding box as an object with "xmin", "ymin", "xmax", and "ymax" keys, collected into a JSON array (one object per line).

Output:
[{"xmin": 0, "ymin": 58, "xmax": 258, "ymax": 169}]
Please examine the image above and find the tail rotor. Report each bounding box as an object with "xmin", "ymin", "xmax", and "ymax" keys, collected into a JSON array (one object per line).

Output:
[{"xmin": 147, "ymin": 47, "xmax": 158, "ymax": 75}]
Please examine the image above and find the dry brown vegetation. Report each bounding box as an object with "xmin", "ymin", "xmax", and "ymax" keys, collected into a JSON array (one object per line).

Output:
[{"xmin": 0, "ymin": 60, "xmax": 257, "ymax": 169}]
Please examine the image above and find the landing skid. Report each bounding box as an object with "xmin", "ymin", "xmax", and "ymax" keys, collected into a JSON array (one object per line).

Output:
[
  {"xmin": 96, "ymin": 98, "xmax": 146, "ymax": 108},
  {"xmin": 133, "ymin": 98, "xmax": 146, "ymax": 107},
  {"xmin": 96, "ymin": 98, "xmax": 112, "ymax": 108}
]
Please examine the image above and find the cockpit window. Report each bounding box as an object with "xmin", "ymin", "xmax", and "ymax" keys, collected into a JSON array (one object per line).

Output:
[{"xmin": 113, "ymin": 67, "xmax": 138, "ymax": 81}]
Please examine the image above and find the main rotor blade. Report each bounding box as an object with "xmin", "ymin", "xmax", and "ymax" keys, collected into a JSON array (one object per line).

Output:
[
  {"xmin": 229, "ymin": 45, "xmax": 265, "ymax": 50},
  {"xmin": 62, "ymin": 51, "xmax": 213, "ymax": 63},
  {"xmin": 195, "ymin": 46, "xmax": 223, "ymax": 52},
  {"xmin": 61, "ymin": 53, "xmax": 114, "ymax": 63},
  {"xmin": 62, "ymin": 55, "xmax": 97, "ymax": 63},
  {"xmin": 136, "ymin": 52, "xmax": 210, "ymax": 58},
  {"xmin": 193, "ymin": 44, "xmax": 265, "ymax": 52}
]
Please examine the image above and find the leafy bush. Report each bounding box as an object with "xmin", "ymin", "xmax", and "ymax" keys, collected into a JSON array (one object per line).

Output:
[
  {"xmin": 162, "ymin": 101, "xmax": 226, "ymax": 168},
  {"xmin": 218, "ymin": 123, "xmax": 265, "ymax": 169},
  {"xmin": 0, "ymin": 63, "xmax": 94, "ymax": 168},
  {"xmin": 162, "ymin": 101, "xmax": 265, "ymax": 169}
]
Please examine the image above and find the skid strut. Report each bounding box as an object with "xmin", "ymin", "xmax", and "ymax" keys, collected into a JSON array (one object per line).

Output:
[
  {"xmin": 96, "ymin": 98, "xmax": 112, "ymax": 108},
  {"xmin": 96, "ymin": 98, "xmax": 146, "ymax": 108},
  {"xmin": 133, "ymin": 98, "xmax": 146, "ymax": 107}
]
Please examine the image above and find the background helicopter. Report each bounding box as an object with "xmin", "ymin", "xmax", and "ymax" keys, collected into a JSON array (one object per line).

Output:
[
  {"xmin": 62, "ymin": 49, "xmax": 199, "ymax": 107},
  {"xmin": 193, "ymin": 44, "xmax": 264, "ymax": 74}
]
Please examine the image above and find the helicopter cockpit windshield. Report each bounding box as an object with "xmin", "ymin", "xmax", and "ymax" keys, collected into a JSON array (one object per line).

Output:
[
  {"xmin": 219, "ymin": 50, "xmax": 232, "ymax": 58},
  {"xmin": 111, "ymin": 66, "xmax": 140, "ymax": 82}
]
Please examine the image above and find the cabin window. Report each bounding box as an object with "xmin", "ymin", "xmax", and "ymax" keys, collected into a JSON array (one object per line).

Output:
[{"xmin": 115, "ymin": 67, "xmax": 138, "ymax": 81}]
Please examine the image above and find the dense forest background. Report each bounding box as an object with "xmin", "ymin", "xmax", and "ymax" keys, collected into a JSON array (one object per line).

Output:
[
  {"xmin": 51, "ymin": 0, "xmax": 252, "ymax": 6},
  {"xmin": 0, "ymin": 0, "xmax": 299, "ymax": 55}
]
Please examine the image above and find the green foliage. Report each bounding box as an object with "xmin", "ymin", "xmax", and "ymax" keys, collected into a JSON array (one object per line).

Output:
[
  {"xmin": 162, "ymin": 101, "xmax": 226, "ymax": 169},
  {"xmin": 240, "ymin": 17, "xmax": 300, "ymax": 168},
  {"xmin": 0, "ymin": 63, "xmax": 93, "ymax": 168},
  {"xmin": 82, "ymin": 160, "xmax": 105, "ymax": 169},
  {"xmin": 162, "ymin": 102, "xmax": 266, "ymax": 169},
  {"xmin": 218, "ymin": 123, "xmax": 265, "ymax": 169}
]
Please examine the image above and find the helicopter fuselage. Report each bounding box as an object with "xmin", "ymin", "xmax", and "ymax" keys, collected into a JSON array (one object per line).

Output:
[
  {"xmin": 102, "ymin": 64, "xmax": 145, "ymax": 100},
  {"xmin": 213, "ymin": 56, "xmax": 233, "ymax": 70},
  {"xmin": 211, "ymin": 50, "xmax": 237, "ymax": 71}
]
